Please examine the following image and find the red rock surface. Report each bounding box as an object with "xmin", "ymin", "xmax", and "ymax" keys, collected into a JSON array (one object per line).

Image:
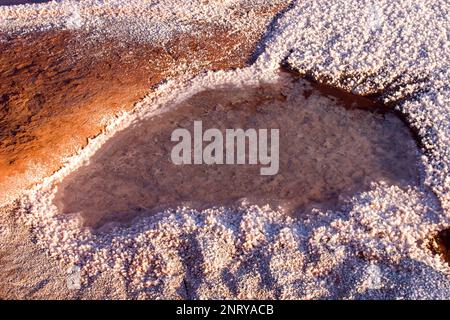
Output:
[{"xmin": 0, "ymin": 4, "xmax": 286, "ymax": 204}]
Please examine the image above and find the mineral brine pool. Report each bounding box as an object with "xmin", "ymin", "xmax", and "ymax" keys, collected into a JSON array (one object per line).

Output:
[{"xmin": 54, "ymin": 71, "xmax": 421, "ymax": 230}]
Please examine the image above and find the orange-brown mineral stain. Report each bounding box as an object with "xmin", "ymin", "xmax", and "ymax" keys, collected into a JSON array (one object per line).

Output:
[{"xmin": 0, "ymin": 12, "xmax": 283, "ymax": 203}]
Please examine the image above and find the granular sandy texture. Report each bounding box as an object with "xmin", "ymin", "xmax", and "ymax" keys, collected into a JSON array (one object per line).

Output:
[
  {"xmin": 0, "ymin": 0, "xmax": 449, "ymax": 299},
  {"xmin": 0, "ymin": 0, "xmax": 288, "ymax": 204},
  {"xmin": 0, "ymin": 202, "xmax": 128, "ymax": 299}
]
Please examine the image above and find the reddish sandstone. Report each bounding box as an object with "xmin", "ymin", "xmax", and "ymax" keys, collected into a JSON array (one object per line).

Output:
[{"xmin": 0, "ymin": 7, "xmax": 284, "ymax": 203}]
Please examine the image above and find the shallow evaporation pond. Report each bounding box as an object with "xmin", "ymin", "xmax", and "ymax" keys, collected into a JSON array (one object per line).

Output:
[{"xmin": 54, "ymin": 71, "xmax": 421, "ymax": 230}]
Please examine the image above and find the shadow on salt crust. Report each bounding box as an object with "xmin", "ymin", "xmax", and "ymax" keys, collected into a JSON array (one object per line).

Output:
[{"xmin": 54, "ymin": 71, "xmax": 421, "ymax": 230}]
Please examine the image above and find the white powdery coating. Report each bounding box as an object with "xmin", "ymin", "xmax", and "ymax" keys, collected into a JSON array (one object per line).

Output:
[
  {"xmin": 0, "ymin": 0, "xmax": 286, "ymax": 43},
  {"xmin": 9, "ymin": 0, "xmax": 450, "ymax": 298},
  {"xmin": 254, "ymin": 0, "xmax": 449, "ymax": 211}
]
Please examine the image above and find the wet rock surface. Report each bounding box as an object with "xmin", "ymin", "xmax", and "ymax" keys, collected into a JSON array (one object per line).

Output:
[{"xmin": 0, "ymin": 17, "xmax": 281, "ymax": 203}]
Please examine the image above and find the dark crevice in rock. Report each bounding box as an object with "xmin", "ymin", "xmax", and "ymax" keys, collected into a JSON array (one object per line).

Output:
[
  {"xmin": 280, "ymin": 63, "xmax": 427, "ymax": 153},
  {"xmin": 245, "ymin": 0, "xmax": 298, "ymax": 65},
  {"xmin": 429, "ymin": 228, "xmax": 450, "ymax": 265}
]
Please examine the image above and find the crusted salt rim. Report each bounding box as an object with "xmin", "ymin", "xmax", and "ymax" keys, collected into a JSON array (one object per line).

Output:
[{"xmin": 4, "ymin": 0, "xmax": 450, "ymax": 298}]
